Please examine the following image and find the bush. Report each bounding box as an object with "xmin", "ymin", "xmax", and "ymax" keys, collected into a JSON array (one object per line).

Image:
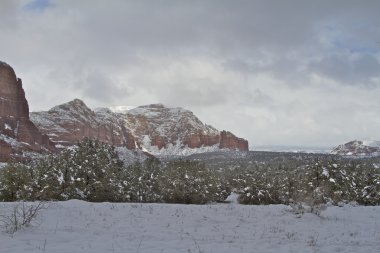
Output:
[
  {"xmin": 123, "ymin": 158, "xmax": 162, "ymax": 203},
  {"xmin": 0, "ymin": 163, "xmax": 33, "ymax": 201},
  {"xmin": 0, "ymin": 201, "xmax": 46, "ymax": 234},
  {"xmin": 65, "ymin": 139, "xmax": 125, "ymax": 202},
  {"xmin": 232, "ymin": 159, "xmax": 380, "ymax": 206},
  {"xmin": 158, "ymin": 160, "xmax": 224, "ymax": 204},
  {"xmin": 2, "ymin": 141, "xmax": 379, "ymax": 207},
  {"xmin": 1, "ymin": 139, "xmax": 126, "ymax": 202},
  {"xmin": 30, "ymin": 150, "xmax": 75, "ymax": 200}
]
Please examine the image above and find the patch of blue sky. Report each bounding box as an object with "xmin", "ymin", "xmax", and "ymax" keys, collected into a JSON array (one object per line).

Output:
[
  {"xmin": 320, "ymin": 22, "xmax": 380, "ymax": 54},
  {"xmin": 332, "ymin": 40, "xmax": 379, "ymax": 54},
  {"xmin": 23, "ymin": 0, "xmax": 52, "ymax": 12}
]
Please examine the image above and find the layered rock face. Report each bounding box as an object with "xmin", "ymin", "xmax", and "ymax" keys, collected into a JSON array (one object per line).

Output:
[
  {"xmin": 125, "ymin": 104, "xmax": 220, "ymax": 149},
  {"xmin": 0, "ymin": 62, "xmax": 55, "ymax": 161},
  {"xmin": 30, "ymin": 99, "xmax": 137, "ymax": 149},
  {"xmin": 32, "ymin": 101, "xmax": 249, "ymax": 155},
  {"xmin": 332, "ymin": 140, "xmax": 380, "ymax": 156},
  {"xmin": 0, "ymin": 62, "xmax": 29, "ymax": 118},
  {"xmin": 219, "ymin": 131, "xmax": 249, "ymax": 151},
  {"xmin": 125, "ymin": 104, "xmax": 249, "ymax": 153}
]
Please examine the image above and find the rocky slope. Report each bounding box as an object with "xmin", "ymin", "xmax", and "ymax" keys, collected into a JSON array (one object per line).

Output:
[
  {"xmin": 30, "ymin": 99, "xmax": 137, "ymax": 149},
  {"xmin": 0, "ymin": 61, "xmax": 55, "ymax": 161},
  {"xmin": 31, "ymin": 100, "xmax": 249, "ymax": 155},
  {"xmin": 331, "ymin": 140, "xmax": 380, "ymax": 156}
]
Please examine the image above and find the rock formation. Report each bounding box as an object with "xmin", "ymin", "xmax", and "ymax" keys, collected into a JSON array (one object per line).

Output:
[
  {"xmin": 219, "ymin": 131, "xmax": 249, "ymax": 151},
  {"xmin": 30, "ymin": 99, "xmax": 137, "ymax": 149},
  {"xmin": 121, "ymin": 104, "xmax": 249, "ymax": 153},
  {"xmin": 332, "ymin": 140, "xmax": 380, "ymax": 157},
  {"xmin": 0, "ymin": 61, "xmax": 55, "ymax": 161},
  {"xmin": 32, "ymin": 101, "xmax": 249, "ymax": 155}
]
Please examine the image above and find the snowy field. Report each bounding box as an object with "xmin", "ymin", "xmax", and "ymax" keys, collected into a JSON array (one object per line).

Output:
[{"xmin": 1, "ymin": 200, "xmax": 379, "ymax": 253}]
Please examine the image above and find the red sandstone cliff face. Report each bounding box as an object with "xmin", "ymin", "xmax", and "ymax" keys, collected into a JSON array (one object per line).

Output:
[
  {"xmin": 219, "ymin": 130, "xmax": 249, "ymax": 151},
  {"xmin": 0, "ymin": 62, "xmax": 55, "ymax": 161},
  {"xmin": 124, "ymin": 104, "xmax": 249, "ymax": 153},
  {"xmin": 183, "ymin": 134, "xmax": 220, "ymax": 149},
  {"xmin": 30, "ymin": 100, "xmax": 137, "ymax": 149},
  {"xmin": 125, "ymin": 104, "xmax": 222, "ymax": 150}
]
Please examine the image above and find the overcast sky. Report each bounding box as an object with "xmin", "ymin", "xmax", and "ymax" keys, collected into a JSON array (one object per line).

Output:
[{"xmin": 1, "ymin": 0, "xmax": 380, "ymax": 148}]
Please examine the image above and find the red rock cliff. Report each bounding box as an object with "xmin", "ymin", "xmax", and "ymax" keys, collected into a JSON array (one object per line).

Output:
[
  {"xmin": 219, "ymin": 130, "xmax": 249, "ymax": 151},
  {"xmin": 0, "ymin": 64, "xmax": 29, "ymax": 118},
  {"xmin": 125, "ymin": 104, "xmax": 249, "ymax": 152},
  {"xmin": 0, "ymin": 61, "xmax": 55, "ymax": 161},
  {"xmin": 32, "ymin": 102, "xmax": 250, "ymax": 154},
  {"xmin": 30, "ymin": 100, "xmax": 137, "ymax": 149}
]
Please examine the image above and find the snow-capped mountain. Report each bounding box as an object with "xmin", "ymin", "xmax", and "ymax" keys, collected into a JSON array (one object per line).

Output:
[
  {"xmin": 331, "ymin": 140, "xmax": 380, "ymax": 157},
  {"xmin": 30, "ymin": 99, "xmax": 249, "ymax": 156}
]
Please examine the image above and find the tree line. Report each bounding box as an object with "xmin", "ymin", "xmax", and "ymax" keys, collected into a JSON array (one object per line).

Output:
[{"xmin": 0, "ymin": 139, "xmax": 379, "ymax": 205}]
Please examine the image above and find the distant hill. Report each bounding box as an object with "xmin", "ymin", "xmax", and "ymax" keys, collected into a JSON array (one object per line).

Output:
[{"xmin": 331, "ymin": 140, "xmax": 380, "ymax": 157}]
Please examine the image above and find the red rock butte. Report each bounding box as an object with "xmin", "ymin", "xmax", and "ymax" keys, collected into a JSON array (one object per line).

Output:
[
  {"xmin": 0, "ymin": 62, "xmax": 29, "ymax": 118},
  {"xmin": 0, "ymin": 61, "xmax": 55, "ymax": 161}
]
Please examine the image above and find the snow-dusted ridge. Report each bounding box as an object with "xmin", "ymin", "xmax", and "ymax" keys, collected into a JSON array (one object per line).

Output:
[
  {"xmin": 362, "ymin": 140, "xmax": 380, "ymax": 148},
  {"xmin": 30, "ymin": 99, "xmax": 249, "ymax": 156},
  {"xmin": 332, "ymin": 140, "xmax": 380, "ymax": 157}
]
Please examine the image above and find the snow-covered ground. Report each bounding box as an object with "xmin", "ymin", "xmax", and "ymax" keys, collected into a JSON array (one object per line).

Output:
[{"xmin": 1, "ymin": 200, "xmax": 379, "ymax": 253}]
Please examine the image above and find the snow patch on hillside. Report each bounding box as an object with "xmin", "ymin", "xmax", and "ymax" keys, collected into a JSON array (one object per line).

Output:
[
  {"xmin": 115, "ymin": 147, "xmax": 149, "ymax": 165},
  {"xmin": 140, "ymin": 135, "xmax": 222, "ymax": 157},
  {"xmin": 0, "ymin": 134, "xmax": 23, "ymax": 148}
]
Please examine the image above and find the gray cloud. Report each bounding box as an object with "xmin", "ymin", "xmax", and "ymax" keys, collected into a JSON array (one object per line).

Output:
[
  {"xmin": 1, "ymin": 0, "xmax": 380, "ymax": 147},
  {"xmin": 309, "ymin": 54, "xmax": 380, "ymax": 86},
  {"xmin": 80, "ymin": 71, "xmax": 130, "ymax": 104},
  {"xmin": 0, "ymin": 0, "xmax": 21, "ymax": 29}
]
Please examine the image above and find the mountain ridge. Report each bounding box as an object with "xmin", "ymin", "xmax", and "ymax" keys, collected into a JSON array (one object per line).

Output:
[
  {"xmin": 31, "ymin": 98, "xmax": 249, "ymax": 156},
  {"xmin": 331, "ymin": 140, "xmax": 380, "ymax": 157}
]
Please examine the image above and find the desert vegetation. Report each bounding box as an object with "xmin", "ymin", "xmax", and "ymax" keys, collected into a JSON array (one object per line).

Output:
[{"xmin": 0, "ymin": 139, "xmax": 379, "ymax": 207}]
